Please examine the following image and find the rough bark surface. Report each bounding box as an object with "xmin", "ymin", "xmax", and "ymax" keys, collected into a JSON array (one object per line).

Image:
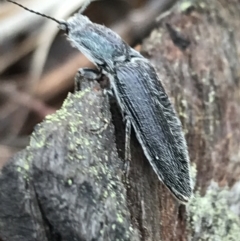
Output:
[
  {"xmin": 0, "ymin": 81, "xmax": 138, "ymax": 241},
  {"xmin": 139, "ymin": 0, "xmax": 240, "ymax": 240},
  {"xmin": 0, "ymin": 0, "xmax": 240, "ymax": 240}
]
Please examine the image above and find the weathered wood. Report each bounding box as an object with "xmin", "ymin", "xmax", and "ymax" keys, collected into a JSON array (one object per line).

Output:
[
  {"xmin": 0, "ymin": 80, "xmax": 138, "ymax": 241},
  {"xmin": 138, "ymin": 0, "xmax": 240, "ymax": 240}
]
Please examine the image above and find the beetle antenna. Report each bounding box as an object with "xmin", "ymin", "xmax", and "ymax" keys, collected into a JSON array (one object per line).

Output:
[
  {"xmin": 6, "ymin": 0, "xmax": 69, "ymax": 32},
  {"xmin": 5, "ymin": 0, "xmax": 65, "ymax": 26}
]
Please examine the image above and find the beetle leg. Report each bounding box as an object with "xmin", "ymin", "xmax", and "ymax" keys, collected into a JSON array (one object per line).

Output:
[
  {"xmin": 75, "ymin": 68, "xmax": 102, "ymax": 91},
  {"xmin": 75, "ymin": 68, "xmax": 111, "ymax": 133}
]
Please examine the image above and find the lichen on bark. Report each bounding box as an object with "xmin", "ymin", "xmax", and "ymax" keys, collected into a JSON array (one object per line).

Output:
[{"xmin": 0, "ymin": 80, "xmax": 139, "ymax": 241}]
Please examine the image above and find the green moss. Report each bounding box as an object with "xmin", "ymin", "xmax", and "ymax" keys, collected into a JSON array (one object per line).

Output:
[
  {"xmin": 188, "ymin": 182, "xmax": 240, "ymax": 240},
  {"xmin": 117, "ymin": 213, "xmax": 124, "ymax": 224},
  {"xmin": 67, "ymin": 179, "xmax": 73, "ymax": 186}
]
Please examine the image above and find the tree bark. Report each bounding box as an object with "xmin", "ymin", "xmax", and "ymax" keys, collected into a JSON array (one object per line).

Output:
[
  {"xmin": 139, "ymin": 0, "xmax": 240, "ymax": 240},
  {"xmin": 0, "ymin": 79, "xmax": 139, "ymax": 241},
  {"xmin": 0, "ymin": 0, "xmax": 240, "ymax": 240}
]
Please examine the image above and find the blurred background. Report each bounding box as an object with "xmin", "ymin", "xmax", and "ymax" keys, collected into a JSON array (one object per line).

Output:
[{"xmin": 0, "ymin": 0, "xmax": 176, "ymax": 167}]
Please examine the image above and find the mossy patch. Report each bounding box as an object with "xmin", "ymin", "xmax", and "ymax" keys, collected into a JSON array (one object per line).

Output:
[{"xmin": 188, "ymin": 182, "xmax": 240, "ymax": 241}]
